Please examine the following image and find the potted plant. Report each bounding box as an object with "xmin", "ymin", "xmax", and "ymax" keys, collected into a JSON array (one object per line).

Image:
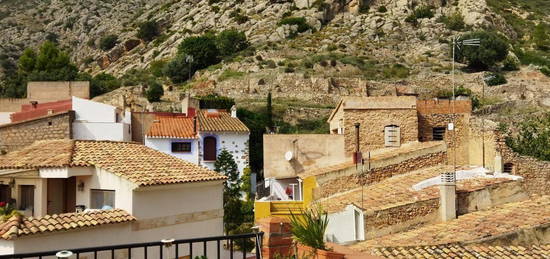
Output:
[{"xmin": 289, "ymin": 206, "xmax": 344, "ymax": 259}]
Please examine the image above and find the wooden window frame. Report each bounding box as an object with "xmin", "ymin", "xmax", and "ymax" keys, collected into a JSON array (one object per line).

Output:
[{"xmin": 171, "ymin": 142, "xmax": 192, "ymax": 153}]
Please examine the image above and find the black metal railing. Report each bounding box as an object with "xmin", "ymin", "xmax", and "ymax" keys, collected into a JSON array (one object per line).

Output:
[{"xmin": 0, "ymin": 232, "xmax": 264, "ymax": 259}]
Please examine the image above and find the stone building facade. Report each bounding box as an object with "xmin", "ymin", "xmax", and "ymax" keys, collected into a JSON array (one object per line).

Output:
[{"xmin": 0, "ymin": 111, "xmax": 74, "ymax": 153}]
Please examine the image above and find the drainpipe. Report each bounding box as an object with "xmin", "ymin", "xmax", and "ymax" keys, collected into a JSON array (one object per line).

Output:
[{"xmin": 353, "ymin": 123, "xmax": 361, "ymax": 164}]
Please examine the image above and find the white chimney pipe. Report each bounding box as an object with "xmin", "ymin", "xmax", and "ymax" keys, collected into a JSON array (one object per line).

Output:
[
  {"xmin": 230, "ymin": 105, "xmax": 237, "ymax": 118},
  {"xmin": 439, "ymin": 172, "xmax": 456, "ymax": 221},
  {"xmin": 494, "ymin": 153, "xmax": 503, "ymax": 174}
]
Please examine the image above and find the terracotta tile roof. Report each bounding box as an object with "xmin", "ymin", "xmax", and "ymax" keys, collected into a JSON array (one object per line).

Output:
[
  {"xmin": 0, "ymin": 140, "xmax": 226, "ymax": 186},
  {"xmin": 0, "ymin": 209, "xmax": 135, "ymax": 240},
  {"xmin": 0, "ymin": 139, "xmax": 80, "ymax": 169},
  {"xmin": 198, "ymin": 109, "xmax": 249, "ymax": 132},
  {"xmin": 320, "ymin": 165, "xmax": 516, "ymax": 214},
  {"xmin": 371, "ymin": 244, "xmax": 550, "ymax": 258},
  {"xmin": 351, "ymin": 196, "xmax": 550, "ymax": 249},
  {"xmin": 146, "ymin": 115, "xmax": 197, "ymax": 139}
]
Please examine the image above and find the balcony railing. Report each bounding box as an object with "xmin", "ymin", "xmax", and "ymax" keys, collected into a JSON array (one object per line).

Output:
[{"xmin": 0, "ymin": 232, "xmax": 264, "ymax": 259}]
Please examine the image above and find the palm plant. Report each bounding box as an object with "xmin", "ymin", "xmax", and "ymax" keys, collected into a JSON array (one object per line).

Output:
[{"xmin": 289, "ymin": 206, "xmax": 329, "ymax": 250}]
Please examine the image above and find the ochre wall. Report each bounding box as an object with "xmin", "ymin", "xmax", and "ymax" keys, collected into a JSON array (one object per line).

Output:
[
  {"xmin": 27, "ymin": 81, "xmax": 89, "ymax": 101},
  {"xmin": 263, "ymin": 134, "xmax": 349, "ymax": 179},
  {"xmin": 343, "ymin": 109, "xmax": 418, "ymax": 153},
  {"xmin": 0, "ymin": 111, "xmax": 74, "ymax": 153}
]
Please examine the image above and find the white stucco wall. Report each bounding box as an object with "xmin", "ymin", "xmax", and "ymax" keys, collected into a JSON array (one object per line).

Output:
[
  {"xmin": 326, "ymin": 204, "xmax": 364, "ymax": 244},
  {"xmin": 199, "ymin": 132, "xmax": 249, "ymax": 174},
  {"xmin": 0, "ymin": 112, "xmax": 11, "ymax": 125},
  {"xmin": 75, "ymin": 168, "xmax": 136, "ymax": 212},
  {"xmin": 72, "ymin": 96, "xmax": 116, "ymax": 123},
  {"xmin": 144, "ymin": 138, "xmax": 199, "ymax": 164},
  {"xmin": 73, "ymin": 122, "xmax": 131, "ymax": 141}
]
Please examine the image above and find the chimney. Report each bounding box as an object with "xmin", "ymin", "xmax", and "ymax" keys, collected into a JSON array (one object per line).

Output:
[
  {"xmin": 494, "ymin": 153, "xmax": 503, "ymax": 174},
  {"xmin": 230, "ymin": 105, "xmax": 237, "ymax": 118},
  {"xmin": 30, "ymin": 101, "xmax": 38, "ymax": 109},
  {"xmin": 182, "ymin": 94, "xmax": 190, "ymax": 116},
  {"xmin": 439, "ymin": 172, "xmax": 456, "ymax": 221},
  {"xmin": 193, "ymin": 116, "xmax": 197, "ymax": 134}
]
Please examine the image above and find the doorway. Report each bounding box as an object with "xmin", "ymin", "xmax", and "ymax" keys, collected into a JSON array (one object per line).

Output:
[{"xmin": 47, "ymin": 177, "xmax": 76, "ymax": 214}]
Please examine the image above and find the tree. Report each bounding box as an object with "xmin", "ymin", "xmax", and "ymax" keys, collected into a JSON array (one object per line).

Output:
[
  {"xmin": 177, "ymin": 34, "xmax": 220, "ymax": 70},
  {"xmin": 163, "ymin": 54, "xmax": 192, "ymax": 84},
  {"xmin": 533, "ymin": 23, "xmax": 550, "ymax": 51},
  {"xmin": 18, "ymin": 48, "xmax": 37, "ymax": 73},
  {"xmin": 137, "ymin": 21, "xmax": 160, "ymax": 42},
  {"xmin": 145, "ymin": 80, "xmax": 164, "ymax": 102},
  {"xmin": 216, "ymin": 29, "xmax": 249, "ymax": 57},
  {"xmin": 88, "ymin": 73, "xmax": 122, "ymax": 97},
  {"xmin": 506, "ymin": 113, "xmax": 550, "ymax": 161},
  {"xmin": 266, "ymin": 91, "xmax": 274, "ymax": 132},
  {"xmin": 99, "ymin": 35, "xmax": 118, "ymax": 51},
  {"xmin": 214, "ymin": 149, "xmax": 243, "ymax": 232},
  {"xmin": 455, "ymin": 31, "xmax": 509, "ymax": 69}
]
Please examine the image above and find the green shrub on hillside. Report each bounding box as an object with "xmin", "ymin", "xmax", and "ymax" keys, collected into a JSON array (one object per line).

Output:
[
  {"xmin": 405, "ymin": 6, "xmax": 434, "ymax": 25},
  {"xmin": 438, "ymin": 13, "xmax": 465, "ymax": 31},
  {"xmin": 278, "ymin": 17, "xmax": 312, "ymax": 38},
  {"xmin": 199, "ymin": 94, "xmax": 235, "ymax": 110},
  {"xmin": 484, "ymin": 72, "xmax": 507, "ymax": 86},
  {"xmin": 506, "ymin": 113, "xmax": 550, "ymax": 161},
  {"xmin": 378, "ymin": 6, "xmax": 387, "ymax": 13},
  {"xmin": 99, "ymin": 35, "xmax": 118, "ymax": 51},
  {"xmin": 178, "ymin": 34, "xmax": 220, "ymax": 70},
  {"xmin": 502, "ymin": 54, "xmax": 520, "ymax": 71},
  {"xmin": 541, "ymin": 66, "xmax": 550, "ymax": 77},
  {"xmin": 163, "ymin": 55, "xmax": 193, "ymax": 84},
  {"xmin": 216, "ymin": 29, "xmax": 249, "ymax": 57},
  {"xmin": 137, "ymin": 20, "xmax": 160, "ymax": 42},
  {"xmin": 455, "ymin": 31, "xmax": 509, "ymax": 69},
  {"xmin": 145, "ymin": 80, "xmax": 164, "ymax": 102}
]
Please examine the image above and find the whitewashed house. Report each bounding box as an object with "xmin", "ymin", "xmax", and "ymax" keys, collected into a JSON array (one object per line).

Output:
[
  {"xmin": 0, "ymin": 139, "xmax": 226, "ymax": 256},
  {"xmin": 145, "ymin": 107, "xmax": 249, "ymax": 174},
  {"xmin": 71, "ymin": 96, "xmax": 132, "ymax": 141}
]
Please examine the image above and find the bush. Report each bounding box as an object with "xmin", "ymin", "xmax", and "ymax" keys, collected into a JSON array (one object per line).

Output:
[
  {"xmin": 437, "ymin": 86, "xmax": 480, "ymax": 109},
  {"xmin": 145, "ymin": 80, "xmax": 164, "ymax": 102},
  {"xmin": 149, "ymin": 59, "xmax": 168, "ymax": 77},
  {"xmin": 502, "ymin": 54, "xmax": 520, "ymax": 71},
  {"xmin": 178, "ymin": 34, "xmax": 220, "ymax": 70},
  {"xmin": 540, "ymin": 66, "xmax": 550, "ymax": 77},
  {"xmin": 484, "ymin": 72, "xmax": 507, "ymax": 86},
  {"xmin": 89, "ymin": 72, "xmax": 122, "ymax": 97},
  {"xmin": 456, "ymin": 31, "xmax": 509, "ymax": 69},
  {"xmin": 99, "ymin": 35, "xmax": 118, "ymax": 51},
  {"xmin": 405, "ymin": 6, "xmax": 434, "ymax": 25},
  {"xmin": 506, "ymin": 113, "xmax": 550, "ymax": 161},
  {"xmin": 216, "ymin": 29, "xmax": 249, "ymax": 57},
  {"xmin": 439, "ymin": 13, "xmax": 465, "ymax": 31},
  {"xmin": 163, "ymin": 55, "xmax": 192, "ymax": 84},
  {"xmin": 199, "ymin": 94, "xmax": 235, "ymax": 110},
  {"xmin": 378, "ymin": 6, "xmax": 387, "ymax": 13},
  {"xmin": 137, "ymin": 21, "xmax": 160, "ymax": 42},
  {"xmin": 278, "ymin": 17, "xmax": 312, "ymax": 37},
  {"xmin": 533, "ymin": 23, "xmax": 550, "ymax": 51},
  {"xmin": 19, "ymin": 41, "xmax": 79, "ymax": 82},
  {"xmin": 218, "ymin": 69, "xmax": 245, "ymax": 81}
]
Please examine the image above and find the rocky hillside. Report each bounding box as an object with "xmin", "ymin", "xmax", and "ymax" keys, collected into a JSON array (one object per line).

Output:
[{"xmin": 0, "ymin": 0, "xmax": 549, "ymax": 123}]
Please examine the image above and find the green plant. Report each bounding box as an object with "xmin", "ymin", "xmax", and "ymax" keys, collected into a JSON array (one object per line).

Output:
[
  {"xmin": 439, "ymin": 12, "xmax": 465, "ymax": 31},
  {"xmin": 163, "ymin": 54, "xmax": 192, "ymax": 84},
  {"xmin": 216, "ymin": 29, "xmax": 249, "ymax": 57},
  {"xmin": 484, "ymin": 72, "xmax": 507, "ymax": 86},
  {"xmin": 506, "ymin": 113, "xmax": 550, "ymax": 161},
  {"xmin": 377, "ymin": 6, "xmax": 387, "ymax": 13},
  {"xmin": 85, "ymin": 72, "xmax": 122, "ymax": 97},
  {"xmin": 502, "ymin": 54, "xmax": 520, "ymax": 71},
  {"xmin": 215, "ymin": 149, "xmax": 243, "ymax": 233},
  {"xmin": 218, "ymin": 69, "xmax": 245, "ymax": 81},
  {"xmin": 540, "ymin": 66, "xmax": 550, "ymax": 77},
  {"xmin": 278, "ymin": 17, "xmax": 312, "ymax": 38},
  {"xmin": 99, "ymin": 34, "xmax": 118, "ymax": 51},
  {"xmin": 145, "ymin": 80, "xmax": 164, "ymax": 102},
  {"xmin": 199, "ymin": 94, "xmax": 235, "ymax": 110},
  {"xmin": 0, "ymin": 202, "xmax": 19, "ymax": 220},
  {"xmin": 137, "ymin": 20, "xmax": 160, "ymax": 42},
  {"xmin": 149, "ymin": 59, "xmax": 168, "ymax": 77},
  {"xmin": 437, "ymin": 86, "xmax": 480, "ymax": 109},
  {"xmin": 289, "ymin": 206, "xmax": 329, "ymax": 250},
  {"xmin": 405, "ymin": 5, "xmax": 434, "ymax": 25},
  {"xmin": 178, "ymin": 34, "xmax": 219, "ymax": 70},
  {"xmin": 455, "ymin": 31, "xmax": 509, "ymax": 69}
]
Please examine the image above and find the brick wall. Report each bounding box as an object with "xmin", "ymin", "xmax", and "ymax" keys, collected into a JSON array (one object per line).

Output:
[
  {"xmin": 315, "ymin": 151, "xmax": 446, "ymax": 199},
  {"xmin": 495, "ymin": 133, "xmax": 550, "ymax": 196},
  {"xmin": 416, "ymin": 99, "xmax": 472, "ymax": 115},
  {"xmin": 343, "ymin": 109, "xmax": 418, "ymax": 153},
  {"xmin": 0, "ymin": 111, "xmax": 74, "ymax": 152}
]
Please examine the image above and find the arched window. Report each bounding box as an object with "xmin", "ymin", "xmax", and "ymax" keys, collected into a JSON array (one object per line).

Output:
[
  {"xmin": 504, "ymin": 163, "xmax": 514, "ymax": 174},
  {"xmin": 203, "ymin": 136, "xmax": 217, "ymax": 161}
]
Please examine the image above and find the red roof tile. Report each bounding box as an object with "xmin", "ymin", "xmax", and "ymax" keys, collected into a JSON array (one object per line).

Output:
[{"xmin": 146, "ymin": 115, "xmax": 197, "ymax": 139}]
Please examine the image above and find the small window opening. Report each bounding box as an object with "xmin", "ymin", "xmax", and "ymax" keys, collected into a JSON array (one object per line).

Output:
[
  {"xmin": 504, "ymin": 163, "xmax": 514, "ymax": 174},
  {"xmin": 432, "ymin": 127, "xmax": 446, "ymax": 141},
  {"xmin": 48, "ymin": 121, "xmax": 52, "ymax": 126},
  {"xmin": 172, "ymin": 142, "xmax": 191, "ymax": 153}
]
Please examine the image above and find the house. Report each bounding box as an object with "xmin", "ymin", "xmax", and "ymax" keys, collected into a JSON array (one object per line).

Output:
[
  {"xmin": 145, "ymin": 107, "xmax": 250, "ymax": 174},
  {"xmin": 0, "ymin": 81, "xmax": 89, "ymax": 125},
  {"xmin": 0, "ymin": 96, "xmax": 131, "ymax": 153},
  {"xmin": 0, "ymin": 139, "xmax": 226, "ymax": 255}
]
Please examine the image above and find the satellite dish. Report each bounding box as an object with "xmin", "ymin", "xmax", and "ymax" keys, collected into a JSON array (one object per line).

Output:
[{"xmin": 285, "ymin": 151, "xmax": 294, "ymax": 161}]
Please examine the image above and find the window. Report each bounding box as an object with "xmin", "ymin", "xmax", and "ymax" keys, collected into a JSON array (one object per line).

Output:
[
  {"xmin": 0, "ymin": 184, "xmax": 10, "ymax": 204},
  {"xmin": 19, "ymin": 185, "xmax": 34, "ymax": 211},
  {"xmin": 433, "ymin": 127, "xmax": 446, "ymax": 141},
  {"xmin": 90, "ymin": 189, "xmax": 115, "ymax": 209},
  {"xmin": 204, "ymin": 136, "xmax": 217, "ymax": 161},
  {"xmin": 172, "ymin": 142, "xmax": 192, "ymax": 152},
  {"xmin": 384, "ymin": 125, "xmax": 400, "ymax": 147},
  {"xmin": 504, "ymin": 163, "xmax": 514, "ymax": 174}
]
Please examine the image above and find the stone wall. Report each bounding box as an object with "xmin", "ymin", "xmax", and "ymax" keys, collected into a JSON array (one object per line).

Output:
[
  {"xmin": 343, "ymin": 109, "xmax": 418, "ymax": 153},
  {"xmin": 314, "ymin": 150, "xmax": 446, "ymax": 200},
  {"xmin": 0, "ymin": 111, "xmax": 74, "ymax": 153},
  {"xmin": 27, "ymin": 81, "xmax": 89, "ymax": 101},
  {"xmin": 495, "ymin": 133, "xmax": 550, "ymax": 196}
]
